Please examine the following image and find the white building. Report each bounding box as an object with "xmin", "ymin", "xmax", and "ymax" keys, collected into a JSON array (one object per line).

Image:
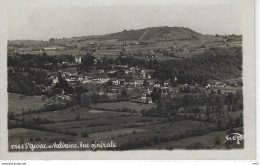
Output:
[
  {"xmin": 52, "ymin": 77, "xmax": 59, "ymax": 84},
  {"xmin": 75, "ymin": 55, "xmax": 82, "ymax": 63}
]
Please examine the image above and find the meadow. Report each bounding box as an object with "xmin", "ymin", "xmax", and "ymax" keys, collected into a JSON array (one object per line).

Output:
[
  {"xmin": 8, "ymin": 93, "xmax": 54, "ymax": 115},
  {"xmin": 89, "ymin": 101, "xmax": 156, "ymax": 112}
]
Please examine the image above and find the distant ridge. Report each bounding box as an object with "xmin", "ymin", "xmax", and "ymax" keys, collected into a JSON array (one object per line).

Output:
[{"xmin": 9, "ymin": 26, "xmax": 218, "ymax": 43}]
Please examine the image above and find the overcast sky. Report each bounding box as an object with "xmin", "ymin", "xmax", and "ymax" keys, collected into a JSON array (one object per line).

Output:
[{"xmin": 7, "ymin": 0, "xmax": 242, "ymax": 40}]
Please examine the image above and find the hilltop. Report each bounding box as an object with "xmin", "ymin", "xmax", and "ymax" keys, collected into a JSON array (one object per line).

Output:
[
  {"xmin": 9, "ymin": 26, "xmax": 215, "ymax": 44},
  {"xmin": 102, "ymin": 26, "xmax": 203, "ymax": 41}
]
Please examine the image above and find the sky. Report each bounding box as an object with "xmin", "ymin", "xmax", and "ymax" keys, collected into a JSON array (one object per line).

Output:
[{"xmin": 7, "ymin": 0, "xmax": 242, "ymax": 40}]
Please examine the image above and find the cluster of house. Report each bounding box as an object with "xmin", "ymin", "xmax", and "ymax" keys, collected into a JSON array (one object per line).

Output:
[
  {"xmin": 47, "ymin": 62, "xmax": 180, "ymax": 104},
  {"xmin": 204, "ymin": 80, "xmax": 230, "ymax": 88},
  {"xmin": 49, "ymin": 63, "xmax": 178, "ymax": 89}
]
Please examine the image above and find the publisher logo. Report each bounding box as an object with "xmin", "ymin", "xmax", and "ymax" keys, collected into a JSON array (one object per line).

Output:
[{"xmin": 226, "ymin": 133, "xmax": 243, "ymax": 145}]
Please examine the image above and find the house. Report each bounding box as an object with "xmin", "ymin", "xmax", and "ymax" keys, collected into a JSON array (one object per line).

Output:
[
  {"xmin": 119, "ymin": 79, "xmax": 125, "ymax": 85},
  {"xmin": 140, "ymin": 93, "xmax": 147, "ymax": 101},
  {"xmin": 140, "ymin": 94, "xmax": 153, "ymax": 104},
  {"xmin": 108, "ymin": 70, "xmax": 116, "ymax": 74},
  {"xmin": 147, "ymin": 80, "xmax": 154, "ymax": 86},
  {"xmin": 129, "ymin": 66, "xmax": 140, "ymax": 73},
  {"xmin": 98, "ymin": 70, "xmax": 105, "ymax": 74},
  {"xmin": 194, "ymin": 83, "xmax": 200, "ymax": 87},
  {"xmin": 112, "ymin": 79, "xmax": 119, "ymax": 86},
  {"xmin": 163, "ymin": 80, "xmax": 171, "ymax": 87},
  {"xmin": 141, "ymin": 96, "xmax": 147, "ymax": 100},
  {"xmin": 141, "ymin": 70, "xmax": 146, "ymax": 79},
  {"xmin": 146, "ymin": 88, "xmax": 152, "ymax": 94},
  {"xmin": 127, "ymin": 80, "xmax": 135, "ymax": 86},
  {"xmin": 115, "ymin": 65, "xmax": 128, "ymax": 69},
  {"xmin": 75, "ymin": 55, "xmax": 82, "ymax": 63},
  {"xmin": 146, "ymin": 97, "xmax": 153, "ymax": 104},
  {"xmin": 154, "ymin": 83, "xmax": 161, "ymax": 88},
  {"xmin": 134, "ymin": 80, "xmax": 144, "ymax": 87},
  {"xmin": 161, "ymin": 87, "xmax": 169, "ymax": 93},
  {"xmin": 52, "ymin": 77, "xmax": 59, "ymax": 84},
  {"xmin": 147, "ymin": 74, "xmax": 151, "ymax": 79},
  {"xmin": 98, "ymin": 77, "xmax": 110, "ymax": 83}
]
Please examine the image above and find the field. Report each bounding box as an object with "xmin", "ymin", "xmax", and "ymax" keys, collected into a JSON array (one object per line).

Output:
[
  {"xmin": 14, "ymin": 106, "xmax": 132, "ymax": 122},
  {"xmin": 89, "ymin": 101, "xmax": 156, "ymax": 112},
  {"xmin": 9, "ymin": 101, "xmax": 218, "ymax": 151},
  {"xmin": 38, "ymin": 113, "xmax": 163, "ymax": 135},
  {"xmin": 8, "ymin": 93, "xmax": 54, "ymax": 115},
  {"xmin": 9, "ymin": 128, "xmax": 75, "ymax": 145},
  {"xmin": 144, "ymin": 127, "xmax": 243, "ymax": 150},
  {"xmin": 93, "ymin": 49, "xmax": 121, "ymax": 59},
  {"xmin": 144, "ymin": 130, "xmax": 228, "ymax": 150}
]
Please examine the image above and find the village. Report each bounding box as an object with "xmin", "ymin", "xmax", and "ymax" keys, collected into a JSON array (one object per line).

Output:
[
  {"xmin": 8, "ymin": 27, "xmax": 244, "ymax": 151},
  {"xmin": 44, "ymin": 52, "xmax": 241, "ymax": 105}
]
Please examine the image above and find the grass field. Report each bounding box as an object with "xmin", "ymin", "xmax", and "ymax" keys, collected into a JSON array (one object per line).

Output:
[
  {"xmin": 15, "ymin": 106, "xmax": 132, "ymax": 122},
  {"xmin": 144, "ymin": 130, "xmax": 228, "ymax": 149},
  {"xmin": 106, "ymin": 120, "xmax": 216, "ymax": 147},
  {"xmin": 144, "ymin": 127, "xmax": 243, "ymax": 150},
  {"xmin": 93, "ymin": 49, "xmax": 121, "ymax": 59},
  {"xmin": 89, "ymin": 101, "xmax": 156, "ymax": 112},
  {"xmin": 8, "ymin": 93, "xmax": 54, "ymax": 115},
  {"xmin": 39, "ymin": 114, "xmax": 163, "ymax": 134},
  {"xmin": 8, "ymin": 128, "xmax": 74, "ymax": 144}
]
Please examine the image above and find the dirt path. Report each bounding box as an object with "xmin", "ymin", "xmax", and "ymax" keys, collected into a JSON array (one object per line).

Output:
[{"xmin": 139, "ymin": 29, "xmax": 149, "ymax": 40}]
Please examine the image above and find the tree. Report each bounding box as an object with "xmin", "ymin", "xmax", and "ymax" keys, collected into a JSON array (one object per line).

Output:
[
  {"xmin": 217, "ymin": 119, "xmax": 222, "ymax": 129},
  {"xmin": 80, "ymin": 55, "xmax": 95, "ymax": 72},
  {"xmin": 143, "ymin": 79, "xmax": 149, "ymax": 86},
  {"xmin": 206, "ymin": 105, "xmax": 210, "ymax": 121},
  {"xmin": 121, "ymin": 90, "xmax": 127, "ymax": 97},
  {"xmin": 106, "ymin": 79, "xmax": 113, "ymax": 86}
]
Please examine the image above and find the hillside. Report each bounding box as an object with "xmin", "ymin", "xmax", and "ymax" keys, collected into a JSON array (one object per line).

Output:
[
  {"xmin": 104, "ymin": 26, "xmax": 203, "ymax": 41},
  {"xmin": 8, "ymin": 26, "xmax": 242, "ymax": 60},
  {"xmin": 9, "ymin": 26, "xmax": 221, "ymax": 46}
]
